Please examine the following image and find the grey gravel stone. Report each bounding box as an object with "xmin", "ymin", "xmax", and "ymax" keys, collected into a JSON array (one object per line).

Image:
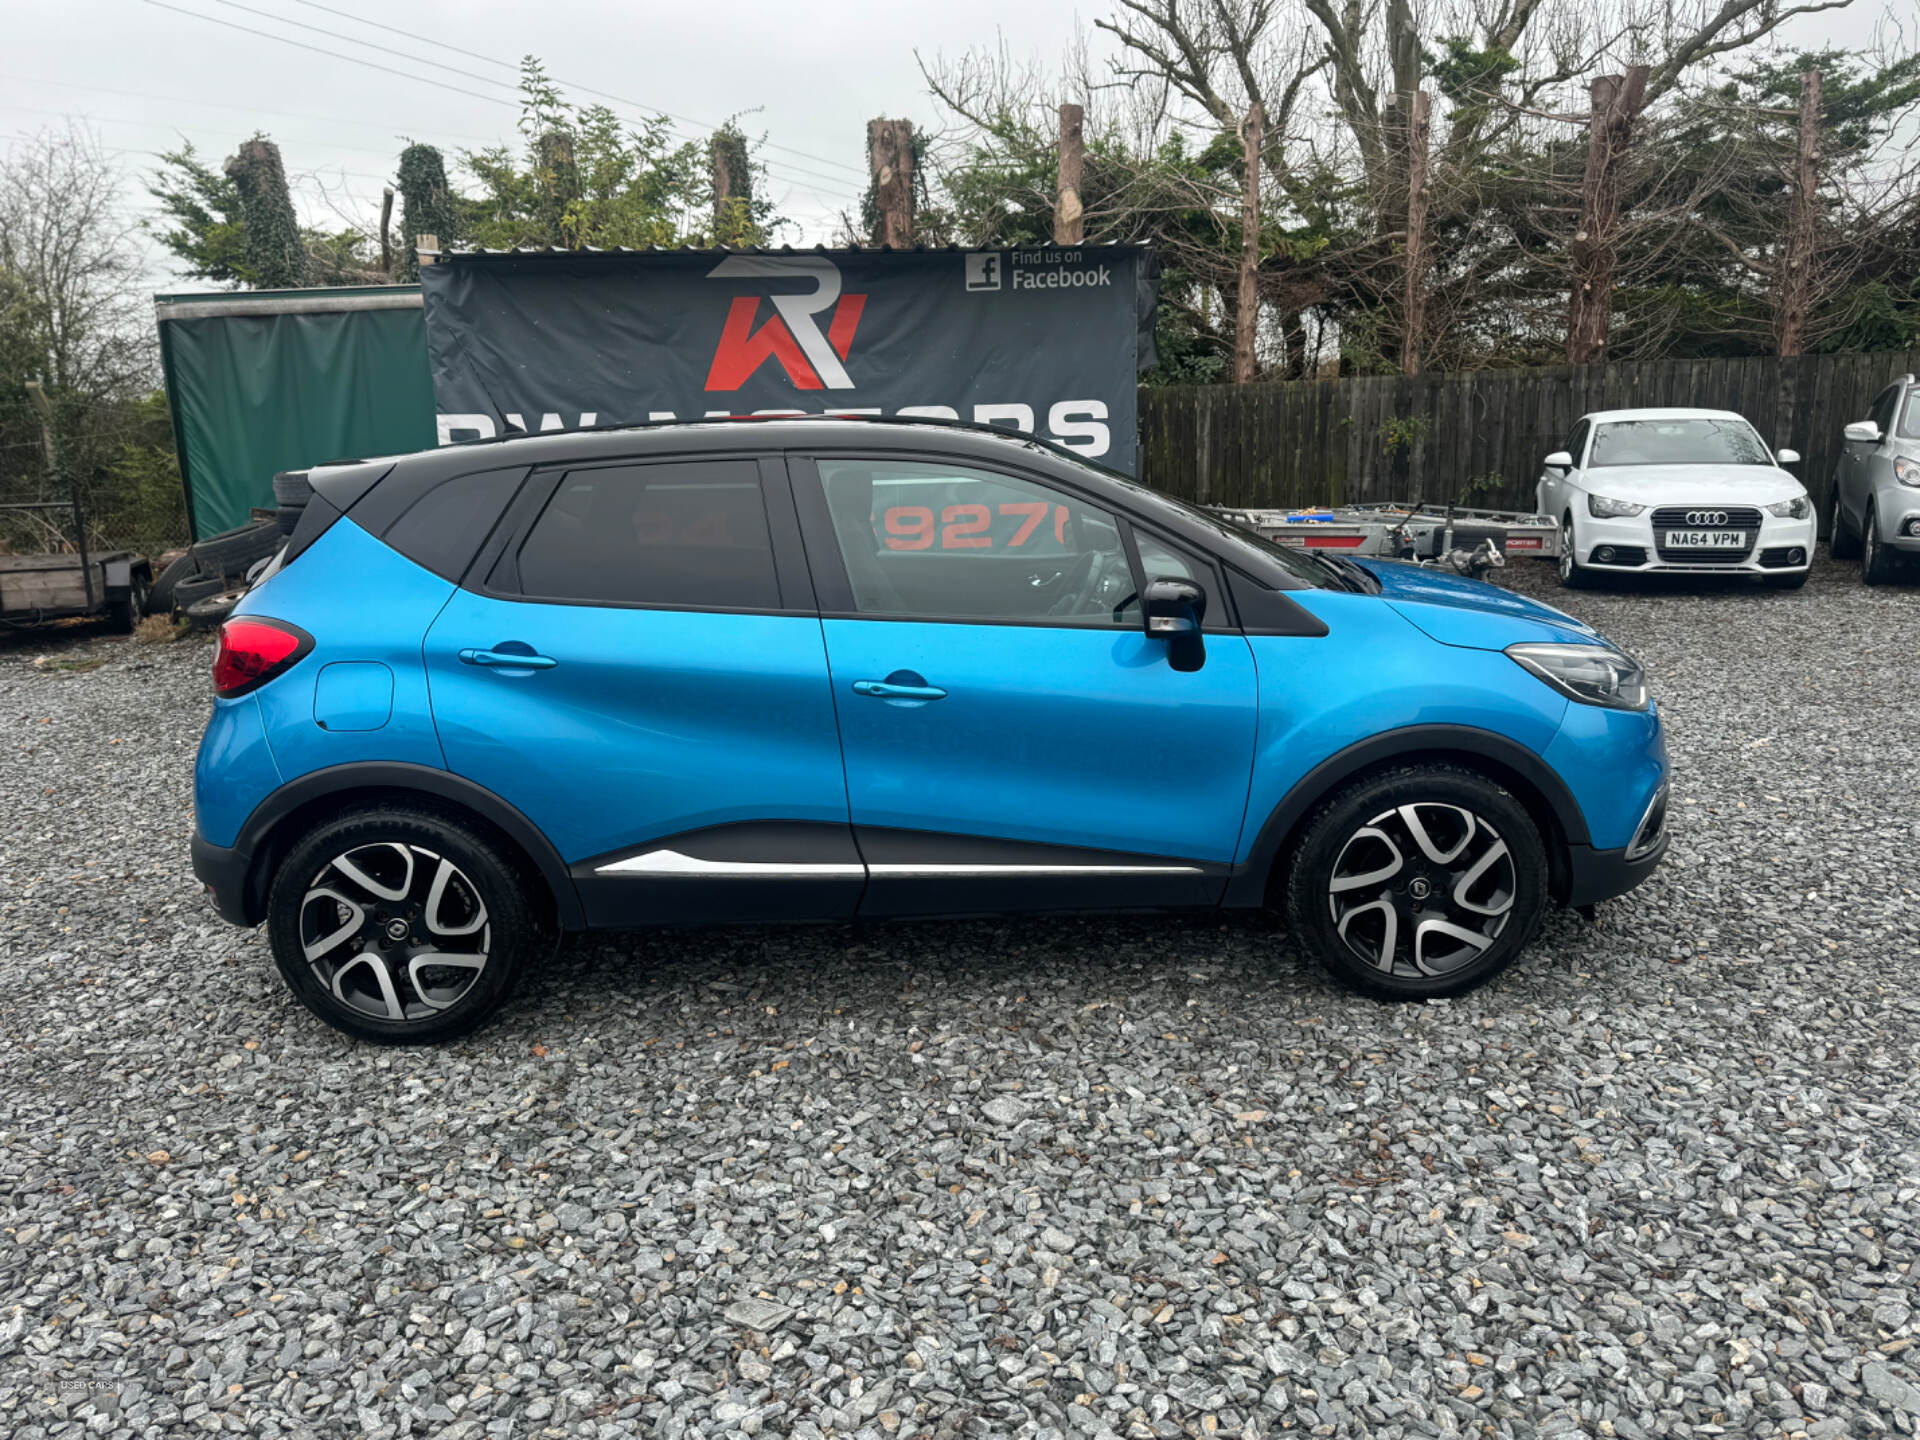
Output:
[
  {"xmin": 2, "ymin": 554, "xmax": 1918, "ymax": 1440},
  {"xmin": 723, "ymin": 1298, "xmax": 794, "ymax": 1330}
]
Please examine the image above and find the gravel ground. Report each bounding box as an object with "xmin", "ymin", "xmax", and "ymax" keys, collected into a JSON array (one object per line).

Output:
[{"xmin": 2, "ymin": 550, "xmax": 1918, "ymax": 1440}]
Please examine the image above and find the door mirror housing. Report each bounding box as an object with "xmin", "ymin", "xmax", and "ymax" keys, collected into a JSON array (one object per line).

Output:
[
  {"xmin": 1775, "ymin": 447, "xmax": 1800, "ymax": 465},
  {"xmin": 1543, "ymin": 450, "xmax": 1574, "ymax": 472},
  {"xmin": 1843, "ymin": 420, "xmax": 1881, "ymax": 444},
  {"xmin": 1141, "ymin": 577, "xmax": 1206, "ymax": 672}
]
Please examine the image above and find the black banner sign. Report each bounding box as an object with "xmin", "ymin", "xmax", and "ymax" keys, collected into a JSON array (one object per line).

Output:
[{"xmin": 419, "ymin": 246, "xmax": 1157, "ymax": 473}]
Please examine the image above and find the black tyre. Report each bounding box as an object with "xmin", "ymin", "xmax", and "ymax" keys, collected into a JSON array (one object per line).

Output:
[
  {"xmin": 1862, "ymin": 505, "xmax": 1897, "ymax": 586},
  {"xmin": 1761, "ymin": 569, "xmax": 1809, "ymax": 590},
  {"xmin": 275, "ymin": 503, "xmax": 305, "ymax": 536},
  {"xmin": 1284, "ymin": 763, "xmax": 1548, "ymax": 1000},
  {"xmin": 147, "ymin": 552, "xmax": 201, "ymax": 614},
  {"xmin": 1557, "ymin": 516, "xmax": 1594, "ymax": 589},
  {"xmin": 172, "ymin": 575, "xmax": 228, "ymax": 610},
  {"xmin": 184, "ymin": 589, "xmax": 243, "ymax": 629},
  {"xmin": 190, "ymin": 518, "xmax": 283, "ymax": 579},
  {"xmin": 271, "ymin": 469, "xmax": 312, "ymax": 509},
  {"xmin": 108, "ymin": 569, "xmax": 149, "ymax": 632},
  {"xmin": 266, "ymin": 805, "xmax": 547, "ymax": 1044},
  {"xmin": 1828, "ymin": 493, "xmax": 1861, "ymax": 560}
]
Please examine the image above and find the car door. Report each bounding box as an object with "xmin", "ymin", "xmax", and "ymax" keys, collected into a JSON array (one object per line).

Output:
[
  {"xmin": 423, "ymin": 453, "xmax": 860, "ymax": 928},
  {"xmin": 789, "ymin": 452, "xmax": 1259, "ymax": 918}
]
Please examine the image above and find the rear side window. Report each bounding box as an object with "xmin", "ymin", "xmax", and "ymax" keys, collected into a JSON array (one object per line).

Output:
[
  {"xmin": 516, "ymin": 460, "xmax": 779, "ymax": 609},
  {"xmin": 382, "ymin": 469, "xmax": 524, "ymax": 581}
]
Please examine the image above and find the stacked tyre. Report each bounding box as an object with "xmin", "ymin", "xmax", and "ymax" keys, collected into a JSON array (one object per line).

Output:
[
  {"xmin": 148, "ymin": 513, "xmax": 287, "ymax": 627},
  {"xmin": 273, "ymin": 470, "xmax": 313, "ymax": 535}
]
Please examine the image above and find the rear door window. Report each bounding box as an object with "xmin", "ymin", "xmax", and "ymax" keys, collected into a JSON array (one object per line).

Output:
[{"xmin": 514, "ymin": 459, "xmax": 781, "ymax": 610}]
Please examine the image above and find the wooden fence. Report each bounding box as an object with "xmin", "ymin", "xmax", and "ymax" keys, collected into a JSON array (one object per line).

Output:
[{"xmin": 1137, "ymin": 349, "xmax": 1920, "ymax": 520}]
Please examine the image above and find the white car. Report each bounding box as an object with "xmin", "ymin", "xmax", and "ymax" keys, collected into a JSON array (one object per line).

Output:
[{"xmin": 1537, "ymin": 408, "xmax": 1816, "ymax": 590}]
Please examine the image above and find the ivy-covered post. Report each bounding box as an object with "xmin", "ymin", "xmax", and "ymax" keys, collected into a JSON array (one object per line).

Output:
[
  {"xmin": 397, "ymin": 144, "xmax": 457, "ymax": 280},
  {"xmin": 709, "ymin": 124, "xmax": 753, "ymax": 245},
  {"xmin": 224, "ymin": 136, "xmax": 306, "ymax": 289}
]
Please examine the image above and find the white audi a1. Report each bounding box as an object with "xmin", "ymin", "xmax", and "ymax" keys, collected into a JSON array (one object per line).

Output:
[{"xmin": 1537, "ymin": 407, "xmax": 1817, "ymax": 590}]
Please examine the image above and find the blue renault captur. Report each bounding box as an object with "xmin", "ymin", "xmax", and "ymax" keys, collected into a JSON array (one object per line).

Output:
[{"xmin": 191, "ymin": 418, "xmax": 1669, "ymax": 1043}]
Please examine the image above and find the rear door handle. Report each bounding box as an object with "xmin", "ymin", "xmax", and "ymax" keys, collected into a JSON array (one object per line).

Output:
[
  {"xmin": 852, "ymin": 679, "xmax": 947, "ymax": 701},
  {"xmin": 459, "ymin": 647, "xmax": 558, "ymax": 670}
]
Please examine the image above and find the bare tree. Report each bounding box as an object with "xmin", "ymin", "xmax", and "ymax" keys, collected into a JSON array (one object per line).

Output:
[{"xmin": 0, "ymin": 124, "xmax": 151, "ymax": 402}]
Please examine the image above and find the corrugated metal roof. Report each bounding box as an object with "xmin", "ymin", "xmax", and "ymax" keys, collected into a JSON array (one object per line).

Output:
[{"xmin": 431, "ymin": 242, "xmax": 1150, "ymax": 260}]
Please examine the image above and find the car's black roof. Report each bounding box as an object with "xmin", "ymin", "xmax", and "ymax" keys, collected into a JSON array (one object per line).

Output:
[{"xmin": 309, "ymin": 415, "xmax": 1317, "ymax": 593}]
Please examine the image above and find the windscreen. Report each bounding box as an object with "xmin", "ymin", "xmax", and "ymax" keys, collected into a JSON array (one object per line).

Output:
[{"xmin": 1588, "ymin": 418, "xmax": 1772, "ymax": 467}]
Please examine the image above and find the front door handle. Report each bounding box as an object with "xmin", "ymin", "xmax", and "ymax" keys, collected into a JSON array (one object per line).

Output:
[
  {"xmin": 852, "ymin": 679, "xmax": 947, "ymax": 701},
  {"xmin": 459, "ymin": 647, "xmax": 558, "ymax": 670}
]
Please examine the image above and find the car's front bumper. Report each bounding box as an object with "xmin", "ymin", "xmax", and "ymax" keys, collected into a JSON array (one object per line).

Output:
[
  {"xmin": 1564, "ymin": 831, "xmax": 1668, "ymax": 906},
  {"xmin": 1576, "ymin": 510, "xmax": 1815, "ymax": 574},
  {"xmin": 1873, "ymin": 489, "xmax": 1920, "ymax": 552}
]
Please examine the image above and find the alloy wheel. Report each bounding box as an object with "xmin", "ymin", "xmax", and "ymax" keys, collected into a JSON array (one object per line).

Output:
[
  {"xmin": 1863, "ymin": 508, "xmax": 1880, "ymax": 583},
  {"xmin": 1558, "ymin": 521, "xmax": 1574, "ymax": 582},
  {"xmin": 1325, "ymin": 802, "xmax": 1516, "ymax": 978},
  {"xmin": 298, "ymin": 842, "xmax": 491, "ymax": 1022}
]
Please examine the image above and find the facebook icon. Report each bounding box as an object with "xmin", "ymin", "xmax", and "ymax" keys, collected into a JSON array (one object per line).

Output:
[{"xmin": 964, "ymin": 253, "xmax": 1002, "ymax": 292}]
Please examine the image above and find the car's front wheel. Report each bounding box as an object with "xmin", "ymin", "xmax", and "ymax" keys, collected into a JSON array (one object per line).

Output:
[
  {"xmin": 1558, "ymin": 515, "xmax": 1594, "ymax": 589},
  {"xmin": 1284, "ymin": 764, "xmax": 1548, "ymax": 999},
  {"xmin": 1828, "ymin": 492, "xmax": 1862, "ymax": 560},
  {"xmin": 1861, "ymin": 504, "xmax": 1897, "ymax": 586},
  {"xmin": 266, "ymin": 805, "xmax": 547, "ymax": 1043}
]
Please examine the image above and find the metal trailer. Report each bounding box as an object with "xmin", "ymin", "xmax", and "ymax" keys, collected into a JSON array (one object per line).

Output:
[
  {"xmin": 1209, "ymin": 501, "xmax": 1562, "ymax": 561},
  {"xmin": 0, "ymin": 499, "xmax": 152, "ymax": 631}
]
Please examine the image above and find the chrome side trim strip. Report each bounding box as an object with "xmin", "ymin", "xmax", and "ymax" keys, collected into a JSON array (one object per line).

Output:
[
  {"xmin": 867, "ymin": 863, "xmax": 1204, "ymax": 878},
  {"xmin": 594, "ymin": 851, "xmax": 1205, "ymax": 879},
  {"xmin": 596, "ymin": 850, "xmax": 865, "ymax": 877}
]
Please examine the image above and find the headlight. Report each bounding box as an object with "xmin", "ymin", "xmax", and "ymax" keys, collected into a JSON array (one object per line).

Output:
[
  {"xmin": 1507, "ymin": 643, "xmax": 1650, "ymax": 711},
  {"xmin": 1766, "ymin": 495, "xmax": 1812, "ymax": 518},
  {"xmin": 1896, "ymin": 456, "xmax": 1920, "ymax": 489},
  {"xmin": 1588, "ymin": 494, "xmax": 1646, "ymax": 518}
]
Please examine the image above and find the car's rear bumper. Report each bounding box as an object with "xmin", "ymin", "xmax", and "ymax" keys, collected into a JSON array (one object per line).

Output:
[{"xmin": 191, "ymin": 829, "xmax": 258, "ymax": 927}]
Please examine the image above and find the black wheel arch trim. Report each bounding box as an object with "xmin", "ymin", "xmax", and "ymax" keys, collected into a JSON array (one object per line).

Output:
[
  {"xmin": 1223, "ymin": 723, "xmax": 1591, "ymax": 908},
  {"xmin": 222, "ymin": 761, "xmax": 585, "ymax": 930}
]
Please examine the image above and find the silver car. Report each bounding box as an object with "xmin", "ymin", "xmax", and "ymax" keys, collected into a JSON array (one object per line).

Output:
[{"xmin": 1834, "ymin": 373, "xmax": 1920, "ymax": 584}]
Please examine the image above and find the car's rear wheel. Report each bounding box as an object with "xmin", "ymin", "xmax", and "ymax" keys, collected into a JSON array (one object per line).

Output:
[
  {"xmin": 266, "ymin": 805, "xmax": 546, "ymax": 1043},
  {"xmin": 1558, "ymin": 516, "xmax": 1594, "ymax": 589},
  {"xmin": 1284, "ymin": 764, "xmax": 1548, "ymax": 999},
  {"xmin": 1861, "ymin": 505, "xmax": 1897, "ymax": 585}
]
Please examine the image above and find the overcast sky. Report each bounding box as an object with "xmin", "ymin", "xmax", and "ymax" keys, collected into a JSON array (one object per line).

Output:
[{"xmin": 5, "ymin": 0, "xmax": 1901, "ymax": 293}]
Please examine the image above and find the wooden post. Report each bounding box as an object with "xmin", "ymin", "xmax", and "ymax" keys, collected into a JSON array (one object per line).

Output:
[
  {"xmin": 1055, "ymin": 103, "xmax": 1085, "ymax": 246},
  {"xmin": 1566, "ymin": 64, "xmax": 1649, "ymax": 365},
  {"xmin": 867, "ymin": 119, "xmax": 915, "ymax": 247},
  {"xmin": 1776, "ymin": 70, "xmax": 1821, "ymax": 358},
  {"xmin": 416, "ymin": 234, "xmax": 439, "ymax": 266},
  {"xmin": 378, "ymin": 186, "xmax": 394, "ymax": 276},
  {"xmin": 1234, "ymin": 102, "xmax": 1264, "ymax": 385},
  {"xmin": 1400, "ymin": 89, "xmax": 1431, "ymax": 376}
]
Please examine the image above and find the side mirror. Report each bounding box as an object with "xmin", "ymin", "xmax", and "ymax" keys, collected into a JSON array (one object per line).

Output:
[
  {"xmin": 1142, "ymin": 577, "xmax": 1206, "ymax": 672},
  {"xmin": 1775, "ymin": 447, "xmax": 1800, "ymax": 465},
  {"xmin": 1543, "ymin": 450, "xmax": 1574, "ymax": 472},
  {"xmin": 1843, "ymin": 421, "xmax": 1880, "ymax": 444}
]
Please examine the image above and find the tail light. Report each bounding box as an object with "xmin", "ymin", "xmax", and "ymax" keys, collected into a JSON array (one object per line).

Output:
[{"xmin": 212, "ymin": 617, "xmax": 313, "ymax": 698}]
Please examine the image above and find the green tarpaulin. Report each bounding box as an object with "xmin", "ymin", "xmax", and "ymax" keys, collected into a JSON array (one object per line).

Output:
[{"xmin": 156, "ymin": 287, "xmax": 435, "ymax": 538}]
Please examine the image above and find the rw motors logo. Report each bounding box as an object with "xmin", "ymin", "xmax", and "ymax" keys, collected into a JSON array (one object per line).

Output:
[{"xmin": 703, "ymin": 256, "xmax": 867, "ymax": 391}]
